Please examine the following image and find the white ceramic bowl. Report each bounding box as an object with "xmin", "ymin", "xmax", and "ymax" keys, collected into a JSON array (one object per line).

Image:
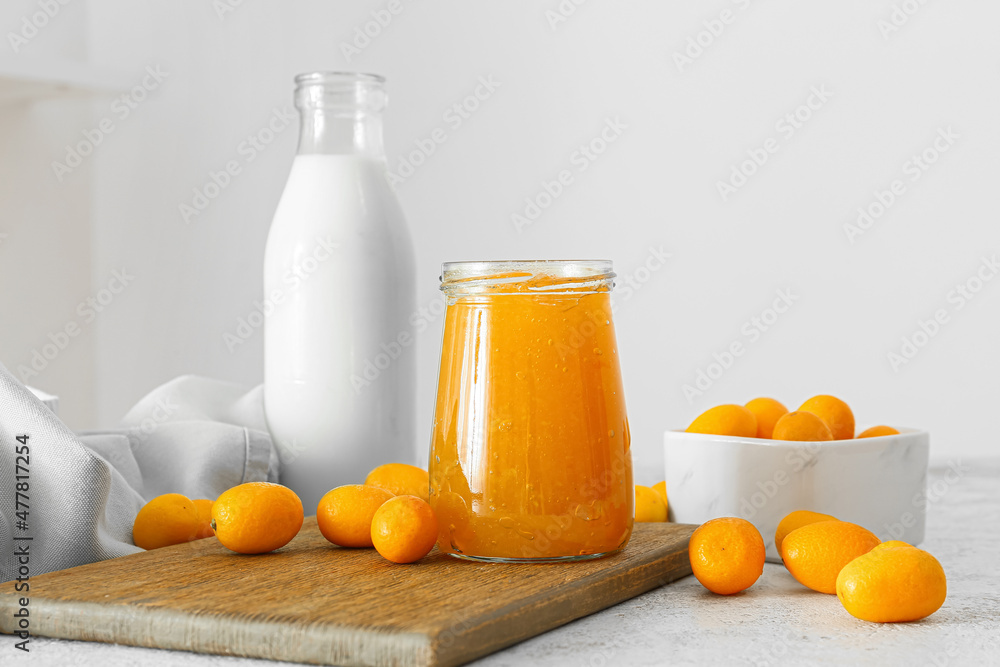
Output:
[{"xmin": 664, "ymin": 428, "xmax": 929, "ymax": 562}]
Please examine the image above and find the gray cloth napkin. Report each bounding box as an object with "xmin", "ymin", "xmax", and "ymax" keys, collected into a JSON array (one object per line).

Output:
[{"xmin": 0, "ymin": 363, "xmax": 279, "ymax": 582}]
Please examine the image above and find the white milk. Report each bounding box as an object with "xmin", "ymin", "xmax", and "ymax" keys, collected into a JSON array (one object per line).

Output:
[{"xmin": 264, "ymin": 153, "xmax": 415, "ymax": 511}]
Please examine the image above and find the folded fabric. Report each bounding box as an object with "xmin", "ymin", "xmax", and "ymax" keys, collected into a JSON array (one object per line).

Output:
[{"xmin": 0, "ymin": 364, "xmax": 279, "ymax": 582}]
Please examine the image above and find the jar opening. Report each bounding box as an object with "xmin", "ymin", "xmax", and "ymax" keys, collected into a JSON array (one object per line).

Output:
[
  {"xmin": 440, "ymin": 260, "xmax": 615, "ymax": 295},
  {"xmin": 294, "ymin": 71, "xmax": 387, "ymax": 113},
  {"xmin": 294, "ymin": 71, "xmax": 385, "ymax": 88}
]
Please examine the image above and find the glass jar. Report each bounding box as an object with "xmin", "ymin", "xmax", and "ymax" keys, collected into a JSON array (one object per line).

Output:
[
  {"xmin": 428, "ymin": 260, "xmax": 633, "ymax": 562},
  {"xmin": 264, "ymin": 72, "xmax": 416, "ymax": 512}
]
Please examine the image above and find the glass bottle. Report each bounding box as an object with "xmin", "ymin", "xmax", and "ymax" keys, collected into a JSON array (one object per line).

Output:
[
  {"xmin": 264, "ymin": 72, "xmax": 415, "ymax": 511},
  {"xmin": 429, "ymin": 260, "xmax": 633, "ymax": 562}
]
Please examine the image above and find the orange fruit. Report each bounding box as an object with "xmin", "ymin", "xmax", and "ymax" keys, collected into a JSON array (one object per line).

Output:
[
  {"xmin": 857, "ymin": 425, "xmax": 899, "ymax": 438},
  {"xmin": 774, "ymin": 510, "xmax": 838, "ymax": 553},
  {"xmin": 193, "ymin": 499, "xmax": 215, "ymax": 540},
  {"xmin": 365, "ymin": 463, "xmax": 429, "ymax": 501},
  {"xmin": 686, "ymin": 405, "xmax": 757, "ymax": 438},
  {"xmin": 744, "ymin": 397, "xmax": 788, "ymax": 439},
  {"xmin": 132, "ymin": 493, "xmax": 200, "ymax": 550},
  {"xmin": 634, "ymin": 485, "xmax": 667, "ymax": 522},
  {"xmin": 781, "ymin": 520, "xmax": 880, "ymax": 593},
  {"xmin": 837, "ymin": 545, "xmax": 947, "ymax": 622},
  {"xmin": 652, "ymin": 481, "xmax": 669, "ymax": 515},
  {"xmin": 772, "ymin": 411, "xmax": 834, "ymax": 441},
  {"xmin": 212, "ymin": 482, "xmax": 304, "ymax": 554},
  {"xmin": 872, "ymin": 540, "xmax": 911, "ymax": 550},
  {"xmin": 798, "ymin": 395, "xmax": 854, "ymax": 440},
  {"xmin": 371, "ymin": 495, "xmax": 439, "ymax": 564},
  {"xmin": 688, "ymin": 517, "xmax": 765, "ymax": 595},
  {"xmin": 317, "ymin": 484, "xmax": 394, "ymax": 548}
]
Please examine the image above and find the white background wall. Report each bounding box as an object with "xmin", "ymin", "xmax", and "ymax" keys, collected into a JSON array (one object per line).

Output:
[{"xmin": 2, "ymin": 0, "xmax": 998, "ymax": 478}]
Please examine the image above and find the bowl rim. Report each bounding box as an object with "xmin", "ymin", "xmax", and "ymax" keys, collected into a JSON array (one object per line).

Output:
[{"xmin": 664, "ymin": 426, "xmax": 927, "ymax": 448}]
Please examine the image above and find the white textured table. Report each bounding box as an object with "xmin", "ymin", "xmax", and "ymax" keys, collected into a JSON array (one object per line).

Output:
[{"xmin": 14, "ymin": 462, "xmax": 1000, "ymax": 667}]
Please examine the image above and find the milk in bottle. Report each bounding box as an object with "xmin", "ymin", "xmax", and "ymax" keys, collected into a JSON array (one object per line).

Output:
[{"xmin": 264, "ymin": 72, "xmax": 415, "ymax": 511}]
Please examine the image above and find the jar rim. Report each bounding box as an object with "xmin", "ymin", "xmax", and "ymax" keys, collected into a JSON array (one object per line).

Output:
[
  {"xmin": 294, "ymin": 72, "xmax": 387, "ymax": 113},
  {"xmin": 294, "ymin": 71, "xmax": 385, "ymax": 88},
  {"xmin": 440, "ymin": 260, "xmax": 615, "ymax": 295}
]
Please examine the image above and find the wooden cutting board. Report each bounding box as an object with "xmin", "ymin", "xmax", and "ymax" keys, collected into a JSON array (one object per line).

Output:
[{"xmin": 0, "ymin": 518, "xmax": 695, "ymax": 667}]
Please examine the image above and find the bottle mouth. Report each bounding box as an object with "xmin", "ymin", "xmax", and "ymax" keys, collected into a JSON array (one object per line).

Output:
[
  {"xmin": 294, "ymin": 71, "xmax": 387, "ymax": 112},
  {"xmin": 294, "ymin": 71, "xmax": 386, "ymax": 87},
  {"xmin": 440, "ymin": 260, "xmax": 616, "ymax": 296}
]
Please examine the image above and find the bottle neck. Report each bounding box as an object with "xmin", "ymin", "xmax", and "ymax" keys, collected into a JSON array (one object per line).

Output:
[
  {"xmin": 296, "ymin": 108, "xmax": 385, "ymax": 157},
  {"xmin": 293, "ymin": 72, "xmax": 388, "ymax": 158}
]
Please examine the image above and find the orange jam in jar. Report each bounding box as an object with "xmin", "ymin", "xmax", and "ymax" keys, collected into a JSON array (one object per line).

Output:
[{"xmin": 429, "ymin": 260, "xmax": 633, "ymax": 562}]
